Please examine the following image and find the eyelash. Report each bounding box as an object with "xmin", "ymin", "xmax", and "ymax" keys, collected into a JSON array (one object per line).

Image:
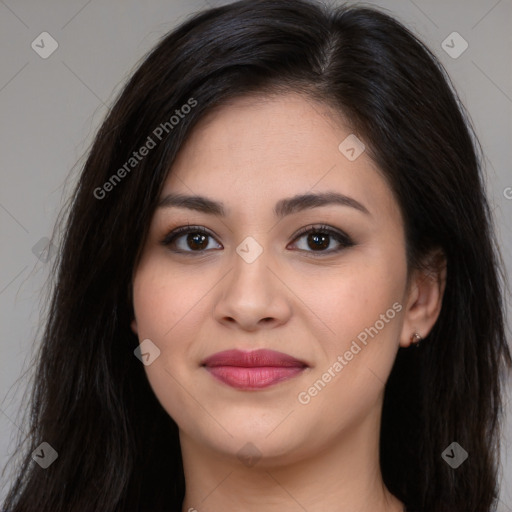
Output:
[{"xmin": 160, "ymin": 223, "xmax": 355, "ymax": 257}]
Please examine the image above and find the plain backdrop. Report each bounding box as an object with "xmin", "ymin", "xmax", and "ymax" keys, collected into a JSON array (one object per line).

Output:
[{"xmin": 1, "ymin": 0, "xmax": 511, "ymax": 508}]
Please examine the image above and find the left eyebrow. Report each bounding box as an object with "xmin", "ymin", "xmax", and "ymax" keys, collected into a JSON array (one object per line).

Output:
[{"xmin": 157, "ymin": 191, "xmax": 371, "ymax": 218}]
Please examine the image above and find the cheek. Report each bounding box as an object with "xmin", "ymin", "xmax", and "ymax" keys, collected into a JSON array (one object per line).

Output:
[
  {"xmin": 132, "ymin": 253, "xmax": 202, "ymax": 341},
  {"xmin": 132, "ymin": 258, "xmax": 204, "ymax": 423},
  {"xmin": 297, "ymin": 252, "xmax": 406, "ymax": 351},
  {"xmin": 295, "ymin": 247, "xmax": 406, "ymax": 408},
  {"xmin": 131, "ymin": 256, "xmax": 194, "ymax": 372}
]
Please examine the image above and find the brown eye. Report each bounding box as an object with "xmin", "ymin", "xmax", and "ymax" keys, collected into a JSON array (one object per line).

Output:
[
  {"xmin": 289, "ymin": 224, "xmax": 354, "ymax": 256},
  {"xmin": 161, "ymin": 226, "xmax": 221, "ymax": 253},
  {"xmin": 184, "ymin": 232, "xmax": 209, "ymax": 251},
  {"xmin": 306, "ymin": 232, "xmax": 330, "ymax": 251}
]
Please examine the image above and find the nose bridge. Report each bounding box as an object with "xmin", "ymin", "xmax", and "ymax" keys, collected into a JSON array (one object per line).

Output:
[
  {"xmin": 228, "ymin": 240, "xmax": 274, "ymax": 303},
  {"xmin": 214, "ymin": 238, "xmax": 290, "ymax": 328}
]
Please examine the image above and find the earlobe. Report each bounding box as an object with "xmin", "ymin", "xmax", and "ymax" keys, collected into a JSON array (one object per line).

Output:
[
  {"xmin": 399, "ymin": 249, "xmax": 447, "ymax": 347},
  {"xmin": 130, "ymin": 318, "xmax": 138, "ymax": 336}
]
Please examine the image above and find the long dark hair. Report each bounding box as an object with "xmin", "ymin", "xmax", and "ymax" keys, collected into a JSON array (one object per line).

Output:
[{"xmin": 2, "ymin": 1, "xmax": 511, "ymax": 511}]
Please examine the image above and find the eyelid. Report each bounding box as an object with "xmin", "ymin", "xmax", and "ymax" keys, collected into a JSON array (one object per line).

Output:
[{"xmin": 160, "ymin": 223, "xmax": 354, "ymax": 256}]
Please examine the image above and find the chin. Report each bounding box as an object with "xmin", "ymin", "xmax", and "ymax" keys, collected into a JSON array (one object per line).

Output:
[{"xmin": 200, "ymin": 421, "xmax": 309, "ymax": 465}]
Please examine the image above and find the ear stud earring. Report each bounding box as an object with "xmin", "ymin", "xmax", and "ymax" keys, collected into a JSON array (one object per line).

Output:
[{"xmin": 410, "ymin": 332, "xmax": 422, "ymax": 348}]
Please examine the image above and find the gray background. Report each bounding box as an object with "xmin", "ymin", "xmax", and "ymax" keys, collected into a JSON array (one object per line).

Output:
[{"xmin": 1, "ymin": 0, "xmax": 511, "ymax": 508}]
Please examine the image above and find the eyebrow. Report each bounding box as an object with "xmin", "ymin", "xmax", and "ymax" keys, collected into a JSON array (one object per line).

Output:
[{"xmin": 157, "ymin": 191, "xmax": 371, "ymax": 218}]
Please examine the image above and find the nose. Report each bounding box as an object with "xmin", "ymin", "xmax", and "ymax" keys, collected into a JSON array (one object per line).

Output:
[{"xmin": 212, "ymin": 248, "xmax": 292, "ymax": 332}]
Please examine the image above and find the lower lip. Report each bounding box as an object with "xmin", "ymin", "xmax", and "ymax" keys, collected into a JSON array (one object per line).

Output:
[{"xmin": 204, "ymin": 366, "xmax": 305, "ymax": 389}]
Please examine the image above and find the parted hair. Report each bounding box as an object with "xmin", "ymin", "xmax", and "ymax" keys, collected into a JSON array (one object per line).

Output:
[{"xmin": 2, "ymin": 1, "xmax": 511, "ymax": 511}]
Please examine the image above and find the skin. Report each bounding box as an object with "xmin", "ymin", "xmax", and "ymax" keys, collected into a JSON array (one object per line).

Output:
[{"xmin": 131, "ymin": 92, "xmax": 446, "ymax": 512}]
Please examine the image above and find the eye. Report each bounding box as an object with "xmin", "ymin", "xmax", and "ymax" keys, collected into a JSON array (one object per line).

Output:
[
  {"xmin": 160, "ymin": 223, "xmax": 354, "ymax": 256},
  {"xmin": 288, "ymin": 224, "xmax": 355, "ymax": 256},
  {"xmin": 161, "ymin": 225, "xmax": 221, "ymax": 253}
]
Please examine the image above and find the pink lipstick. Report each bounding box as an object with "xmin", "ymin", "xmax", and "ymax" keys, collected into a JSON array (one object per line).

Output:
[{"xmin": 202, "ymin": 349, "xmax": 308, "ymax": 390}]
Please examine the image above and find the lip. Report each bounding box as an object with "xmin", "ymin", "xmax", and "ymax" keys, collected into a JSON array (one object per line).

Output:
[{"xmin": 202, "ymin": 349, "xmax": 308, "ymax": 390}]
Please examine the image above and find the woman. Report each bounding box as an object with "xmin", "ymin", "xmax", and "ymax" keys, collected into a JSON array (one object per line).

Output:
[{"xmin": 2, "ymin": 1, "xmax": 511, "ymax": 511}]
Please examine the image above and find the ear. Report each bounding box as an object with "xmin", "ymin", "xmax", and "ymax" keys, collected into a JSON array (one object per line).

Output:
[
  {"xmin": 131, "ymin": 317, "xmax": 138, "ymax": 336},
  {"xmin": 399, "ymin": 248, "xmax": 447, "ymax": 348},
  {"xmin": 128, "ymin": 281, "xmax": 138, "ymax": 336}
]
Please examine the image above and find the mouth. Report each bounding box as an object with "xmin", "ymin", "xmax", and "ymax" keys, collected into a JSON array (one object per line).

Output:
[{"xmin": 201, "ymin": 349, "xmax": 309, "ymax": 390}]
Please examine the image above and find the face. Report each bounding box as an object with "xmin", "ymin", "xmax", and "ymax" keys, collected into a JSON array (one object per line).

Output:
[{"xmin": 131, "ymin": 92, "xmax": 412, "ymax": 467}]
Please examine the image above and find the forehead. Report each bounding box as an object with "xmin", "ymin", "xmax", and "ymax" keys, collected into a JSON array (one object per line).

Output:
[
  {"xmin": 171, "ymin": 92, "xmax": 350, "ymax": 173},
  {"xmin": 161, "ymin": 92, "xmax": 399, "ymax": 224}
]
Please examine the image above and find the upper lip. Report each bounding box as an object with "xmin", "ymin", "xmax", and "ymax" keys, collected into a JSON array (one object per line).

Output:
[{"xmin": 202, "ymin": 349, "xmax": 308, "ymax": 368}]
